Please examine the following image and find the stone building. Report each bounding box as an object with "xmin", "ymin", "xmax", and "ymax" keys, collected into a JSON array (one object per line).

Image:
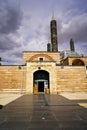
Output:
[{"xmin": 0, "ymin": 17, "xmax": 87, "ymax": 94}]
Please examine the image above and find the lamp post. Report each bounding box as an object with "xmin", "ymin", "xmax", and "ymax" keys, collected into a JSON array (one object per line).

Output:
[{"xmin": 19, "ymin": 65, "xmax": 24, "ymax": 94}]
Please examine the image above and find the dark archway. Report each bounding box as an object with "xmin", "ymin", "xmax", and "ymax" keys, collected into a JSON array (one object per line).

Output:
[
  {"xmin": 33, "ymin": 70, "xmax": 49, "ymax": 93},
  {"xmin": 72, "ymin": 59, "xmax": 84, "ymax": 66}
]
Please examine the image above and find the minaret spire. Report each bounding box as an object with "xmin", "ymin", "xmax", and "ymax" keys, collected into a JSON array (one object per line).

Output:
[
  {"xmin": 70, "ymin": 38, "xmax": 75, "ymax": 52},
  {"xmin": 47, "ymin": 35, "xmax": 51, "ymax": 52},
  {"xmin": 50, "ymin": 14, "xmax": 58, "ymax": 52},
  {"xmin": 52, "ymin": 11, "xmax": 55, "ymax": 20}
]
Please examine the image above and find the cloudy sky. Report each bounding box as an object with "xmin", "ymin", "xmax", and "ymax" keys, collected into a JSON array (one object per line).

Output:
[{"xmin": 0, "ymin": 0, "xmax": 87, "ymax": 65}]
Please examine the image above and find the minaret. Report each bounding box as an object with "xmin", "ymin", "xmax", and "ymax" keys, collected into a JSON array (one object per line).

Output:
[
  {"xmin": 70, "ymin": 38, "xmax": 75, "ymax": 52},
  {"xmin": 50, "ymin": 14, "xmax": 58, "ymax": 52},
  {"xmin": 47, "ymin": 43, "xmax": 51, "ymax": 52}
]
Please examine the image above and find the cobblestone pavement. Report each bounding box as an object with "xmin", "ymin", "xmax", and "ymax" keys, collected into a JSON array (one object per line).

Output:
[{"xmin": 0, "ymin": 94, "xmax": 87, "ymax": 130}]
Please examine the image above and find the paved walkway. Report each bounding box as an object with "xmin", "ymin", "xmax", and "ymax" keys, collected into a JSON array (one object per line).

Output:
[
  {"xmin": 0, "ymin": 94, "xmax": 21, "ymax": 106},
  {"xmin": 0, "ymin": 94, "xmax": 87, "ymax": 130}
]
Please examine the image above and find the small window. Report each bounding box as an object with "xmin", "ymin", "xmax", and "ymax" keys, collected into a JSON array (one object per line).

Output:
[{"xmin": 39, "ymin": 58, "xmax": 43, "ymax": 62}]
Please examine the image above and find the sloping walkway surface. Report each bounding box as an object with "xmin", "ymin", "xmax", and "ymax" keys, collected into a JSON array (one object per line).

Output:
[{"xmin": 0, "ymin": 94, "xmax": 87, "ymax": 130}]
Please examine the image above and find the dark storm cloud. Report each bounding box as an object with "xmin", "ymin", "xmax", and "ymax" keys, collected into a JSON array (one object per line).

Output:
[
  {"xmin": 82, "ymin": 45, "xmax": 87, "ymax": 50},
  {"xmin": 0, "ymin": 3, "xmax": 23, "ymax": 51},
  {"xmin": 59, "ymin": 14, "xmax": 87, "ymax": 44},
  {"xmin": 0, "ymin": 4, "xmax": 22, "ymax": 34},
  {"xmin": 12, "ymin": 51, "xmax": 23, "ymax": 58},
  {"xmin": 0, "ymin": 34, "xmax": 20, "ymax": 50}
]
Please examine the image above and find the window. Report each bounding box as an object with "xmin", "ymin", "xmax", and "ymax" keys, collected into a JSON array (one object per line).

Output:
[{"xmin": 39, "ymin": 57, "xmax": 43, "ymax": 62}]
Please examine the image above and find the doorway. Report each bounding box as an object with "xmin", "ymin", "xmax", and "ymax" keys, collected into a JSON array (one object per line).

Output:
[
  {"xmin": 38, "ymin": 81, "xmax": 44, "ymax": 92},
  {"xmin": 33, "ymin": 70, "xmax": 50, "ymax": 94}
]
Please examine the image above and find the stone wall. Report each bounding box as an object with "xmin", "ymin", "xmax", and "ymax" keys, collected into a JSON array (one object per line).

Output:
[
  {"xmin": 23, "ymin": 52, "xmax": 60, "ymax": 64},
  {"xmin": 62, "ymin": 57, "xmax": 87, "ymax": 66},
  {"xmin": 26, "ymin": 62, "xmax": 57, "ymax": 94},
  {"xmin": 56, "ymin": 66, "xmax": 87, "ymax": 93},
  {"xmin": 0, "ymin": 64, "xmax": 87, "ymax": 94},
  {"xmin": 68, "ymin": 57, "xmax": 87, "ymax": 65},
  {"xmin": 0, "ymin": 66, "xmax": 26, "ymax": 94}
]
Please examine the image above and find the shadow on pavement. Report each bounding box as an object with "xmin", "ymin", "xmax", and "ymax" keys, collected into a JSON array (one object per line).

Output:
[{"xmin": 0, "ymin": 94, "xmax": 87, "ymax": 130}]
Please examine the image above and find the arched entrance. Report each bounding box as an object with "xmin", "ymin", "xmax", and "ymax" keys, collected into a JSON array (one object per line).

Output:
[
  {"xmin": 72, "ymin": 59, "xmax": 84, "ymax": 66},
  {"xmin": 33, "ymin": 70, "xmax": 50, "ymax": 94}
]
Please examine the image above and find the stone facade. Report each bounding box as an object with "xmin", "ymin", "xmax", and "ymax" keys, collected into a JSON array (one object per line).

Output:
[
  {"xmin": 23, "ymin": 52, "xmax": 60, "ymax": 64},
  {"xmin": 26, "ymin": 61, "xmax": 57, "ymax": 94},
  {"xmin": 0, "ymin": 66, "xmax": 26, "ymax": 94},
  {"xmin": 56, "ymin": 66, "xmax": 87, "ymax": 93},
  {"xmin": 0, "ymin": 53, "xmax": 87, "ymax": 94},
  {"xmin": 0, "ymin": 18, "xmax": 87, "ymax": 94},
  {"xmin": 62, "ymin": 57, "xmax": 87, "ymax": 66}
]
